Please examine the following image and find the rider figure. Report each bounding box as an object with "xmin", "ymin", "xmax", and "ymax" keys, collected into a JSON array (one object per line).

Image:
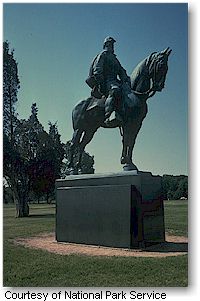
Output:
[{"xmin": 86, "ymin": 36, "xmax": 131, "ymax": 124}]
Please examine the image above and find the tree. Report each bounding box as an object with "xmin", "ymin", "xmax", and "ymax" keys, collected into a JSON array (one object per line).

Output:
[
  {"xmin": 3, "ymin": 41, "xmax": 20, "ymax": 140},
  {"xmin": 3, "ymin": 41, "xmax": 29, "ymax": 217},
  {"xmin": 47, "ymin": 122, "xmax": 64, "ymax": 200},
  {"xmin": 48, "ymin": 122, "xmax": 64, "ymax": 179},
  {"xmin": 30, "ymin": 121, "xmax": 65, "ymax": 203},
  {"xmin": 3, "ymin": 131, "xmax": 29, "ymax": 216},
  {"xmin": 15, "ymin": 103, "xmax": 52, "ymax": 204},
  {"xmin": 173, "ymin": 177, "xmax": 188, "ymax": 200},
  {"xmin": 15, "ymin": 108, "xmax": 65, "ymax": 204}
]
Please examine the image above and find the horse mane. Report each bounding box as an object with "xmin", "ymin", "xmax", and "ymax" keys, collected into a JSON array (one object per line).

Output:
[
  {"xmin": 145, "ymin": 52, "xmax": 157, "ymax": 67},
  {"xmin": 130, "ymin": 52, "xmax": 157, "ymax": 91}
]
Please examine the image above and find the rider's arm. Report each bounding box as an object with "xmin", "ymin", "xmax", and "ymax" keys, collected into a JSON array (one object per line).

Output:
[
  {"xmin": 93, "ymin": 53, "xmax": 105, "ymax": 85},
  {"xmin": 117, "ymin": 59, "xmax": 131, "ymax": 86}
]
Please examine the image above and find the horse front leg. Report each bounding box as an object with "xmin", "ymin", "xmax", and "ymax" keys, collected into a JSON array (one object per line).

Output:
[
  {"xmin": 121, "ymin": 134, "xmax": 128, "ymax": 164},
  {"xmin": 125, "ymin": 140, "xmax": 138, "ymax": 171},
  {"xmin": 120, "ymin": 125, "xmax": 139, "ymax": 171},
  {"xmin": 125, "ymin": 122, "xmax": 143, "ymax": 171},
  {"xmin": 120, "ymin": 126, "xmax": 130, "ymax": 165}
]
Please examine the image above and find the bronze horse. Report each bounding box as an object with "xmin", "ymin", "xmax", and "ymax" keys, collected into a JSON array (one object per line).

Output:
[{"xmin": 68, "ymin": 47, "xmax": 172, "ymax": 174}]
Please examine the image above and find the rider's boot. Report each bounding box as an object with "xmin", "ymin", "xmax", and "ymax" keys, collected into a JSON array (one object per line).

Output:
[
  {"xmin": 91, "ymin": 86, "xmax": 103, "ymax": 99},
  {"xmin": 104, "ymin": 96, "xmax": 114, "ymax": 125},
  {"xmin": 104, "ymin": 104, "xmax": 123, "ymax": 126}
]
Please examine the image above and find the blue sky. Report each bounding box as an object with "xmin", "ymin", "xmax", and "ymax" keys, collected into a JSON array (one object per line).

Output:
[{"xmin": 3, "ymin": 2, "xmax": 188, "ymax": 175}]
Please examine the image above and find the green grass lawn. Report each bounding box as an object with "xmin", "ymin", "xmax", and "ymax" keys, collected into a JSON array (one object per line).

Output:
[
  {"xmin": 3, "ymin": 200, "xmax": 188, "ymax": 287},
  {"xmin": 164, "ymin": 200, "xmax": 188, "ymax": 236}
]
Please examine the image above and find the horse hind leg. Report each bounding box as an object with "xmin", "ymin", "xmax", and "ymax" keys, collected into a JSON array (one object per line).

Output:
[
  {"xmin": 76, "ymin": 129, "xmax": 96, "ymax": 173},
  {"xmin": 68, "ymin": 129, "xmax": 83, "ymax": 172},
  {"xmin": 121, "ymin": 140, "xmax": 128, "ymax": 164}
]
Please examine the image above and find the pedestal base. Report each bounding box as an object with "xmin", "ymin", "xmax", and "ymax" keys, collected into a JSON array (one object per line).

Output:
[{"xmin": 56, "ymin": 171, "xmax": 165, "ymax": 248}]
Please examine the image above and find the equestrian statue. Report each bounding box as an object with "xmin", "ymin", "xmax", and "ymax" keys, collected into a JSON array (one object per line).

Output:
[{"xmin": 68, "ymin": 36, "xmax": 172, "ymax": 174}]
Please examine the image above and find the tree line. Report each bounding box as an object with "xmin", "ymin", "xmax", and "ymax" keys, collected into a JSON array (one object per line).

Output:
[
  {"xmin": 3, "ymin": 41, "xmax": 94, "ymax": 217},
  {"xmin": 162, "ymin": 174, "xmax": 188, "ymax": 200}
]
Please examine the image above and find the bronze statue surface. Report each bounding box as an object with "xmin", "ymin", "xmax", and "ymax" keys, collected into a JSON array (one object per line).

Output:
[{"xmin": 68, "ymin": 37, "xmax": 172, "ymax": 174}]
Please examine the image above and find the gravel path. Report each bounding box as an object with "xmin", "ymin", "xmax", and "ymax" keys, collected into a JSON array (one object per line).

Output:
[{"xmin": 13, "ymin": 233, "xmax": 188, "ymax": 258}]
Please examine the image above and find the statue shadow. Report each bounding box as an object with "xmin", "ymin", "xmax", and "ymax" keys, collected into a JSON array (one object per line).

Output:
[
  {"xmin": 29, "ymin": 214, "xmax": 55, "ymax": 219},
  {"xmin": 144, "ymin": 241, "xmax": 188, "ymax": 253}
]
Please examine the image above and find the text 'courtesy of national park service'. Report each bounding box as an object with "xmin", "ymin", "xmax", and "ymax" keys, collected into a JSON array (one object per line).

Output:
[{"xmin": 4, "ymin": 290, "xmax": 168, "ymax": 301}]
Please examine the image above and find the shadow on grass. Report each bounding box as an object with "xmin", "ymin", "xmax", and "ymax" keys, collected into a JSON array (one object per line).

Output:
[
  {"xmin": 29, "ymin": 214, "xmax": 55, "ymax": 219},
  {"xmin": 144, "ymin": 241, "xmax": 188, "ymax": 253}
]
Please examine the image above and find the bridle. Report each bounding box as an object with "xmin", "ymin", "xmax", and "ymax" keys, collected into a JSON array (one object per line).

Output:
[{"xmin": 132, "ymin": 55, "xmax": 164, "ymax": 99}]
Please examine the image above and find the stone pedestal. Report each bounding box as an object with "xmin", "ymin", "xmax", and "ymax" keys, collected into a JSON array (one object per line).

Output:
[{"xmin": 56, "ymin": 171, "xmax": 165, "ymax": 248}]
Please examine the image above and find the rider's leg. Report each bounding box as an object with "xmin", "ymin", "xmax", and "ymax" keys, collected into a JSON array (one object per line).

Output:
[
  {"xmin": 105, "ymin": 85, "xmax": 121, "ymax": 121},
  {"xmin": 105, "ymin": 95, "xmax": 115, "ymax": 119}
]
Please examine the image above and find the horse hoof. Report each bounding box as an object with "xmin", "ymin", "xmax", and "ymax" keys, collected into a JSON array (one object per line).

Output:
[
  {"xmin": 123, "ymin": 163, "xmax": 138, "ymax": 171},
  {"xmin": 69, "ymin": 168, "xmax": 78, "ymax": 175},
  {"xmin": 120, "ymin": 157, "xmax": 126, "ymax": 164},
  {"xmin": 78, "ymin": 168, "xmax": 83, "ymax": 175}
]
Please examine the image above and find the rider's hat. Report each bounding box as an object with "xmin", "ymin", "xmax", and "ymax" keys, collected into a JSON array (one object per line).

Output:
[{"xmin": 103, "ymin": 36, "xmax": 116, "ymax": 48}]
